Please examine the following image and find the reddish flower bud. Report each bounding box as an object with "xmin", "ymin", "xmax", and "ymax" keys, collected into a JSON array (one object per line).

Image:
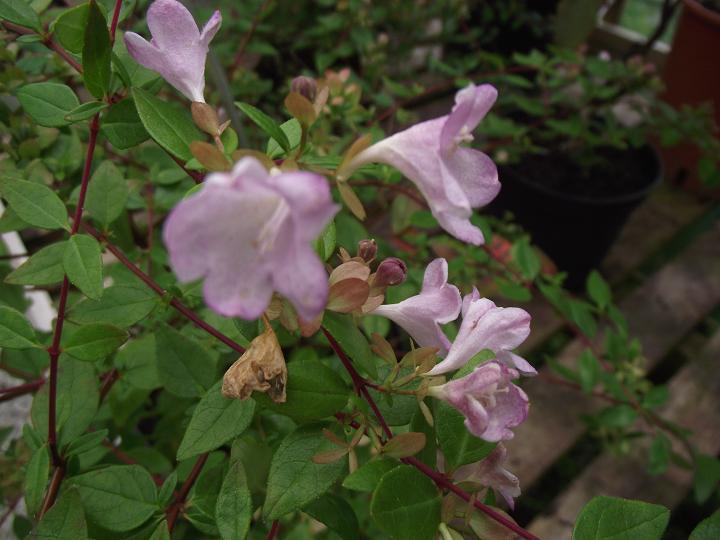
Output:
[
  {"xmin": 375, "ymin": 257, "xmax": 407, "ymax": 287},
  {"xmin": 357, "ymin": 239, "xmax": 377, "ymax": 262},
  {"xmin": 291, "ymin": 76, "xmax": 317, "ymax": 102}
]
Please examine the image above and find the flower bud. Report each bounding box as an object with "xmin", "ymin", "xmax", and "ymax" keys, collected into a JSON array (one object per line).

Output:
[
  {"xmin": 374, "ymin": 257, "xmax": 407, "ymax": 287},
  {"xmin": 357, "ymin": 239, "xmax": 377, "ymax": 262},
  {"xmin": 291, "ymin": 76, "xmax": 317, "ymax": 102}
]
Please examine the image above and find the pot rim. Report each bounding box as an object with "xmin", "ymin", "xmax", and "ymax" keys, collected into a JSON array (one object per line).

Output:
[
  {"xmin": 683, "ymin": 0, "xmax": 720, "ymax": 28},
  {"xmin": 500, "ymin": 145, "xmax": 663, "ymax": 207}
]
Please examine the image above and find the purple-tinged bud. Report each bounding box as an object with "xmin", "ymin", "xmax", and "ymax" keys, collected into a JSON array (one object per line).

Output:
[
  {"xmin": 375, "ymin": 257, "xmax": 407, "ymax": 287},
  {"xmin": 357, "ymin": 239, "xmax": 377, "ymax": 262},
  {"xmin": 291, "ymin": 76, "xmax": 317, "ymax": 102}
]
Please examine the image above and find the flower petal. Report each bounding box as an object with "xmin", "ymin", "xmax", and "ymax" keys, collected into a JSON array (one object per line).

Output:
[
  {"xmin": 442, "ymin": 147, "xmax": 500, "ymax": 208},
  {"xmin": 199, "ymin": 10, "xmax": 222, "ymax": 47},
  {"xmin": 147, "ymin": 0, "xmax": 200, "ymax": 48},
  {"xmin": 272, "ymin": 243, "xmax": 330, "ymax": 321}
]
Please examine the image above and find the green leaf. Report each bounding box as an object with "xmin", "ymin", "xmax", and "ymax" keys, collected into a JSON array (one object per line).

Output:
[
  {"xmin": 6, "ymin": 242, "xmax": 67, "ymax": 286},
  {"xmin": 690, "ymin": 509, "xmax": 720, "ymax": 540},
  {"xmin": 304, "ymin": 494, "xmax": 360, "ymax": 540},
  {"xmin": 215, "ymin": 460, "xmax": 252, "ymax": 540},
  {"xmin": 17, "ymin": 83, "xmax": 79, "ymax": 127},
  {"xmin": 63, "ymin": 234, "xmax": 103, "ymax": 300},
  {"xmin": 587, "ymin": 270, "xmax": 612, "ymax": 309},
  {"xmin": 648, "ymin": 433, "xmax": 671, "ymax": 475},
  {"xmin": 313, "ymin": 220, "xmax": 336, "ymax": 261},
  {"xmin": 53, "ymin": 2, "xmax": 89, "ymax": 54},
  {"xmin": 572, "ymin": 496, "xmax": 670, "ymax": 540},
  {"xmin": 370, "ymin": 465, "xmax": 441, "ymax": 540},
  {"xmin": 263, "ymin": 425, "xmax": 347, "ymax": 520},
  {"xmin": 114, "ymin": 335, "xmax": 161, "ymax": 390},
  {"xmin": 148, "ymin": 522, "xmax": 170, "ymax": 540},
  {"xmin": 570, "ymin": 299, "xmax": 597, "ymax": 337},
  {"xmin": 693, "ymin": 454, "xmax": 720, "ymax": 504},
  {"xmin": 597, "ymin": 404, "xmax": 637, "ymax": 428},
  {"xmin": 266, "ymin": 119, "xmax": 302, "ymax": 158},
  {"xmin": 436, "ymin": 400, "xmax": 496, "ymax": 469},
  {"xmin": 85, "ymin": 161, "xmax": 128, "ymax": 226},
  {"xmin": 255, "ymin": 359, "xmax": 349, "ymax": 423},
  {"xmin": 65, "ymin": 101, "xmax": 107, "ymax": 123},
  {"xmin": 82, "ymin": 0, "xmax": 111, "ymax": 98},
  {"xmin": 133, "ymin": 87, "xmax": 201, "ymax": 161},
  {"xmin": 0, "ymin": 305, "xmax": 39, "ymax": 349},
  {"xmin": 323, "ymin": 312, "xmax": 378, "ymax": 378},
  {"xmin": 31, "ymin": 357, "xmax": 99, "ymax": 446},
  {"xmin": 101, "ymin": 98, "xmax": 150, "ymax": 149},
  {"xmin": 69, "ymin": 284, "xmax": 156, "ymax": 327},
  {"xmin": 236, "ymin": 102, "xmax": 290, "ymax": 153},
  {"xmin": 24, "ymin": 444, "xmax": 50, "ymax": 516},
  {"xmin": 155, "ymin": 323, "xmax": 216, "ymax": 397},
  {"xmin": 0, "ymin": 0, "xmax": 40, "ymax": 31},
  {"xmin": 64, "ymin": 429, "xmax": 108, "ymax": 457},
  {"xmin": 70, "ymin": 465, "xmax": 158, "ymax": 532},
  {"xmin": 63, "ymin": 323, "xmax": 128, "ymax": 361},
  {"xmin": 32, "ymin": 487, "xmax": 88, "ymax": 539},
  {"xmin": 176, "ymin": 381, "xmax": 255, "ymax": 460},
  {"xmin": 512, "ymin": 237, "xmax": 541, "ymax": 280},
  {"xmin": 342, "ymin": 458, "xmax": 398, "ymax": 492},
  {"xmin": 578, "ymin": 349, "xmax": 599, "ymax": 393},
  {"xmin": 0, "ymin": 178, "xmax": 69, "ymax": 230}
]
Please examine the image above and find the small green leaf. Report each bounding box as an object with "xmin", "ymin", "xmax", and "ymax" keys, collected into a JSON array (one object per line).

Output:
[
  {"xmin": 148, "ymin": 522, "xmax": 171, "ymax": 540},
  {"xmin": 255, "ymin": 360, "xmax": 349, "ymax": 423},
  {"xmin": 370, "ymin": 465, "xmax": 441, "ymax": 540},
  {"xmin": 236, "ymin": 102, "xmax": 290, "ymax": 153},
  {"xmin": 323, "ymin": 312, "xmax": 378, "ymax": 378},
  {"xmin": 572, "ymin": 496, "xmax": 670, "ymax": 540},
  {"xmin": 0, "ymin": 0, "xmax": 41, "ymax": 31},
  {"xmin": 64, "ymin": 429, "xmax": 108, "ymax": 457},
  {"xmin": 82, "ymin": 0, "xmax": 111, "ymax": 98},
  {"xmin": 313, "ymin": 220, "xmax": 336, "ymax": 261},
  {"xmin": 176, "ymin": 381, "xmax": 255, "ymax": 460},
  {"xmin": 24, "ymin": 444, "xmax": 50, "ymax": 516},
  {"xmin": 133, "ymin": 87, "xmax": 201, "ymax": 161},
  {"xmin": 85, "ymin": 161, "xmax": 128, "ymax": 226},
  {"xmin": 155, "ymin": 323, "xmax": 216, "ymax": 398},
  {"xmin": 578, "ymin": 349, "xmax": 599, "ymax": 393},
  {"xmin": 648, "ymin": 433, "xmax": 671, "ymax": 475},
  {"xmin": 70, "ymin": 465, "xmax": 158, "ymax": 532},
  {"xmin": 215, "ymin": 460, "xmax": 252, "ymax": 540},
  {"xmin": 266, "ymin": 118, "xmax": 302, "ymax": 158},
  {"xmin": 0, "ymin": 305, "xmax": 39, "ymax": 349},
  {"xmin": 65, "ymin": 101, "xmax": 107, "ymax": 123},
  {"xmin": 693, "ymin": 454, "xmax": 720, "ymax": 504},
  {"xmin": 597, "ymin": 404, "xmax": 637, "ymax": 428},
  {"xmin": 0, "ymin": 178, "xmax": 70, "ymax": 231},
  {"xmin": 263, "ymin": 425, "xmax": 347, "ymax": 520},
  {"xmin": 113, "ymin": 335, "xmax": 161, "ymax": 390},
  {"xmin": 342, "ymin": 458, "xmax": 399, "ymax": 492},
  {"xmin": 33, "ymin": 487, "xmax": 88, "ymax": 539},
  {"xmin": 512, "ymin": 237, "xmax": 541, "ymax": 280},
  {"xmin": 63, "ymin": 234, "xmax": 103, "ymax": 300},
  {"xmin": 690, "ymin": 509, "xmax": 720, "ymax": 540},
  {"xmin": 53, "ymin": 2, "xmax": 90, "ymax": 53},
  {"xmin": 17, "ymin": 83, "xmax": 80, "ymax": 127},
  {"xmin": 6, "ymin": 242, "xmax": 67, "ymax": 286},
  {"xmin": 69, "ymin": 285, "xmax": 155, "ymax": 327},
  {"xmin": 63, "ymin": 323, "xmax": 128, "ymax": 361},
  {"xmin": 587, "ymin": 270, "xmax": 612, "ymax": 309},
  {"xmin": 304, "ymin": 494, "xmax": 360, "ymax": 540},
  {"xmin": 101, "ymin": 98, "xmax": 150, "ymax": 149}
]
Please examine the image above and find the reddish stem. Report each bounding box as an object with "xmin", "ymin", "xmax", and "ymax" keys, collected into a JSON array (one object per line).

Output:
[
  {"xmin": 230, "ymin": 0, "xmax": 272, "ymax": 75},
  {"xmin": 99, "ymin": 369, "xmax": 120, "ymax": 402},
  {"xmin": 166, "ymin": 453, "xmax": 209, "ymax": 531},
  {"xmin": 322, "ymin": 326, "xmax": 540, "ymax": 540},
  {"xmin": 0, "ymin": 378, "xmax": 44, "ymax": 396},
  {"xmin": 37, "ymin": 465, "xmax": 65, "ymax": 519},
  {"xmin": 266, "ymin": 520, "xmax": 280, "ymax": 540},
  {"xmin": 1, "ymin": 21, "xmax": 83, "ymax": 73}
]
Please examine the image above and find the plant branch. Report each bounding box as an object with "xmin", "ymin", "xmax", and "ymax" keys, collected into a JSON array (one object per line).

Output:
[
  {"xmin": 230, "ymin": 0, "xmax": 272, "ymax": 75},
  {"xmin": 322, "ymin": 326, "xmax": 540, "ymax": 540},
  {"xmin": 266, "ymin": 520, "xmax": 280, "ymax": 540},
  {"xmin": 166, "ymin": 453, "xmax": 209, "ymax": 531},
  {"xmin": 1, "ymin": 21, "xmax": 83, "ymax": 73}
]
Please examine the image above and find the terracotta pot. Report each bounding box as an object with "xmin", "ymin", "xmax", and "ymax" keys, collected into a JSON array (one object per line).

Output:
[{"xmin": 661, "ymin": 0, "xmax": 720, "ymax": 195}]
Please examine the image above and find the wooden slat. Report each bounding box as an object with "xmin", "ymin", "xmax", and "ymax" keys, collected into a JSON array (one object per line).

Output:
[
  {"xmin": 528, "ymin": 329, "xmax": 720, "ymax": 539},
  {"xmin": 506, "ymin": 221, "xmax": 720, "ymax": 488}
]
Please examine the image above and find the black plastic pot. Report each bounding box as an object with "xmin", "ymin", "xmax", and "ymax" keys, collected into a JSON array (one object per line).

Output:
[{"xmin": 489, "ymin": 146, "xmax": 662, "ymax": 290}]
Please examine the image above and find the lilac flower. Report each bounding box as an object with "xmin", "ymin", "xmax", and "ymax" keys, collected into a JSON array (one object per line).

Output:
[
  {"xmin": 340, "ymin": 84, "xmax": 500, "ymax": 245},
  {"xmin": 124, "ymin": 0, "xmax": 221, "ymax": 102},
  {"xmin": 163, "ymin": 157, "xmax": 339, "ymax": 320},
  {"xmin": 428, "ymin": 288, "xmax": 534, "ymax": 376},
  {"xmin": 453, "ymin": 444, "xmax": 521, "ymax": 509},
  {"xmin": 371, "ymin": 258, "xmax": 461, "ymax": 355},
  {"xmin": 429, "ymin": 360, "xmax": 529, "ymax": 442}
]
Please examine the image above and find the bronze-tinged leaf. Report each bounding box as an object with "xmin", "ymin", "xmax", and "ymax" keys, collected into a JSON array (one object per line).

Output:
[
  {"xmin": 221, "ymin": 326, "xmax": 287, "ymax": 403},
  {"xmin": 401, "ymin": 347, "xmax": 439, "ymax": 369},
  {"xmin": 361, "ymin": 294, "xmax": 385, "ymax": 314},
  {"xmin": 326, "ymin": 278, "xmax": 370, "ymax": 313},
  {"xmin": 312, "ymin": 448, "xmax": 349, "ymax": 464},
  {"xmin": 337, "ymin": 134, "xmax": 372, "ymax": 179},
  {"xmin": 313, "ymin": 85, "xmax": 329, "ymax": 115},
  {"xmin": 371, "ymin": 333, "xmax": 396, "ymax": 364},
  {"xmin": 190, "ymin": 141, "xmax": 231, "ymax": 171},
  {"xmin": 284, "ymin": 91, "xmax": 317, "ymax": 126},
  {"xmin": 329, "ymin": 261, "xmax": 370, "ymax": 286},
  {"xmin": 231, "ymin": 149, "xmax": 275, "ymax": 169},
  {"xmin": 382, "ymin": 432, "xmax": 426, "ymax": 459},
  {"xmin": 191, "ymin": 102, "xmax": 220, "ymax": 135},
  {"xmin": 337, "ymin": 181, "xmax": 366, "ymax": 220}
]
